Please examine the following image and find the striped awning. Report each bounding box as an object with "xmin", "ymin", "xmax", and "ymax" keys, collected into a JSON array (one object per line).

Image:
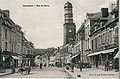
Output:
[{"xmin": 88, "ymin": 48, "xmax": 116, "ymax": 57}]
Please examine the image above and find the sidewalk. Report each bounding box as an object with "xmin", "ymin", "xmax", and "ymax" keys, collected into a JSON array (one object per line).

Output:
[
  {"xmin": 0, "ymin": 67, "xmax": 36, "ymax": 77},
  {"xmin": 0, "ymin": 69, "xmax": 12, "ymax": 77},
  {"xmin": 63, "ymin": 67, "xmax": 119, "ymax": 79},
  {"xmin": 0, "ymin": 68, "xmax": 21, "ymax": 77}
]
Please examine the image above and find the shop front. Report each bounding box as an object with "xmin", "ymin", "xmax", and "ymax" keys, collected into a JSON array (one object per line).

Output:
[
  {"xmin": 0, "ymin": 51, "xmax": 20, "ymax": 69},
  {"xmin": 71, "ymin": 54, "xmax": 80, "ymax": 68},
  {"xmin": 88, "ymin": 48, "xmax": 118, "ymax": 70}
]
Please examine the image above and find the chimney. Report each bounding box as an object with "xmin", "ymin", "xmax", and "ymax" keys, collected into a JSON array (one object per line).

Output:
[
  {"xmin": 2, "ymin": 10, "xmax": 10, "ymax": 17},
  {"xmin": 101, "ymin": 8, "xmax": 109, "ymax": 18}
]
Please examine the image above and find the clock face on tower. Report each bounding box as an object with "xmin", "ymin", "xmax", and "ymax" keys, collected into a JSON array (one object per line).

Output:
[{"xmin": 69, "ymin": 29, "xmax": 72, "ymax": 32}]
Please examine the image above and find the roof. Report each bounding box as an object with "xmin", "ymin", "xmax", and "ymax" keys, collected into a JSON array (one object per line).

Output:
[
  {"xmin": 64, "ymin": 1, "xmax": 72, "ymax": 8},
  {"xmin": 77, "ymin": 22, "xmax": 85, "ymax": 33}
]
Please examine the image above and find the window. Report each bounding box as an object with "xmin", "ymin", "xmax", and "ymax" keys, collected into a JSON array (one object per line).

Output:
[
  {"xmin": 109, "ymin": 30, "xmax": 112, "ymax": 44},
  {"xmin": 12, "ymin": 45, "xmax": 13, "ymax": 52},
  {"xmin": 95, "ymin": 38, "xmax": 97, "ymax": 49},
  {"xmin": 91, "ymin": 40, "xmax": 94, "ymax": 50},
  {"xmin": 5, "ymin": 42, "xmax": 7, "ymax": 51},
  {"xmin": 5, "ymin": 29, "xmax": 7, "ymax": 39},
  {"xmin": 97, "ymin": 37, "xmax": 99, "ymax": 48},
  {"xmin": 99, "ymin": 35, "xmax": 101, "ymax": 46},
  {"xmin": 88, "ymin": 38, "xmax": 89, "ymax": 49},
  {"xmin": 102, "ymin": 33, "xmax": 105, "ymax": 44},
  {"xmin": 85, "ymin": 40, "xmax": 87, "ymax": 50},
  {"xmin": 115, "ymin": 27, "xmax": 118, "ymax": 34}
]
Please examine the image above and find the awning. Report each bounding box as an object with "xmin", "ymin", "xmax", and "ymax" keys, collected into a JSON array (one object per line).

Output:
[
  {"xmin": 72, "ymin": 54, "xmax": 80, "ymax": 58},
  {"xmin": 12, "ymin": 56, "xmax": 19, "ymax": 59},
  {"xmin": 88, "ymin": 48, "xmax": 116, "ymax": 57},
  {"xmin": 114, "ymin": 51, "xmax": 119, "ymax": 58},
  {"xmin": 87, "ymin": 52, "xmax": 101, "ymax": 57}
]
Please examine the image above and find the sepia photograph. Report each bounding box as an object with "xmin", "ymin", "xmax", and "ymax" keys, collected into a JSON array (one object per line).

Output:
[{"xmin": 0, "ymin": 0, "xmax": 119, "ymax": 79}]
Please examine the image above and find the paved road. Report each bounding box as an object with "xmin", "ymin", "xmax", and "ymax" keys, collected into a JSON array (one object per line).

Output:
[{"xmin": 1, "ymin": 67, "xmax": 72, "ymax": 78}]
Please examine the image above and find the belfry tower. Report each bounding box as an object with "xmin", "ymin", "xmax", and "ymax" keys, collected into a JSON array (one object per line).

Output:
[{"xmin": 63, "ymin": 1, "xmax": 76, "ymax": 45}]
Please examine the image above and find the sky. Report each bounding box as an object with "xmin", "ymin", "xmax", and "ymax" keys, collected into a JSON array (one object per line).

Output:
[{"xmin": 0, "ymin": 0, "xmax": 116, "ymax": 49}]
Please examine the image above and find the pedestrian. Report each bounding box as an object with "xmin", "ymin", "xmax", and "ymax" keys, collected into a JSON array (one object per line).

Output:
[
  {"xmin": 10, "ymin": 60, "xmax": 15, "ymax": 73},
  {"xmin": 71, "ymin": 63, "xmax": 74, "ymax": 72},
  {"xmin": 105, "ymin": 60, "xmax": 107, "ymax": 71},
  {"xmin": 109, "ymin": 60, "xmax": 112, "ymax": 70},
  {"xmin": 40, "ymin": 62, "xmax": 43, "ymax": 69},
  {"xmin": 79, "ymin": 62, "xmax": 82, "ymax": 72},
  {"xmin": 105, "ymin": 60, "xmax": 109, "ymax": 71},
  {"xmin": 27, "ymin": 66, "xmax": 31, "ymax": 74}
]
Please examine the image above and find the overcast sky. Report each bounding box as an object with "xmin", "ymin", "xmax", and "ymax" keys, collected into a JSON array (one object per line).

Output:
[{"xmin": 0, "ymin": 0, "xmax": 116, "ymax": 48}]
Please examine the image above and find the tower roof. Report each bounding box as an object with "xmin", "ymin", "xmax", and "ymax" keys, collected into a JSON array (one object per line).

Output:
[{"xmin": 64, "ymin": 1, "xmax": 72, "ymax": 8}]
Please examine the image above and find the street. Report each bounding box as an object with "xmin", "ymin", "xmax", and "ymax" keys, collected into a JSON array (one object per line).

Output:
[{"xmin": 1, "ymin": 67, "xmax": 72, "ymax": 78}]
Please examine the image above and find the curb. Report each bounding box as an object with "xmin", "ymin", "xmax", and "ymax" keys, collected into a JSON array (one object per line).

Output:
[
  {"xmin": 0, "ymin": 68, "xmax": 19, "ymax": 77},
  {"xmin": 0, "ymin": 72, "xmax": 12, "ymax": 77}
]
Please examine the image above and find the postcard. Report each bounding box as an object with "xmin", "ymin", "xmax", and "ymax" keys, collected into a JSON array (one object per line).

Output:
[{"xmin": 0, "ymin": 0, "xmax": 119, "ymax": 79}]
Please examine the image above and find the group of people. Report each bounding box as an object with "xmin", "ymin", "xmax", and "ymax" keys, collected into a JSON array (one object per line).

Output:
[
  {"xmin": 71, "ymin": 63, "xmax": 83, "ymax": 72},
  {"xmin": 16, "ymin": 63, "xmax": 31, "ymax": 75}
]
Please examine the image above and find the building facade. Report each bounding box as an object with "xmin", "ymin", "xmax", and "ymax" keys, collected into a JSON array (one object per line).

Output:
[
  {"xmin": 0, "ymin": 9, "xmax": 35, "ymax": 70},
  {"xmin": 88, "ymin": 2, "xmax": 118, "ymax": 70},
  {"xmin": 22, "ymin": 37, "xmax": 35, "ymax": 67},
  {"xmin": 61, "ymin": 0, "xmax": 119, "ymax": 71},
  {"xmin": 0, "ymin": 10, "xmax": 23, "ymax": 68}
]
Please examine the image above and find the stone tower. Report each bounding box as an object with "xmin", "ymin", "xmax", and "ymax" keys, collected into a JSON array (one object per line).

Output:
[{"xmin": 63, "ymin": 1, "xmax": 76, "ymax": 45}]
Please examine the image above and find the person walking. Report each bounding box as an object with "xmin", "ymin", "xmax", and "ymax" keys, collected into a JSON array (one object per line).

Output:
[
  {"xmin": 40, "ymin": 62, "xmax": 43, "ymax": 70},
  {"xmin": 79, "ymin": 62, "xmax": 82, "ymax": 72},
  {"xmin": 105, "ymin": 60, "xmax": 107, "ymax": 71},
  {"xmin": 71, "ymin": 63, "xmax": 74, "ymax": 72},
  {"xmin": 10, "ymin": 59, "xmax": 15, "ymax": 73}
]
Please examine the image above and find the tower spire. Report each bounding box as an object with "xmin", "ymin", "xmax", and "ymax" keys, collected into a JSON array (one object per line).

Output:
[
  {"xmin": 64, "ymin": 1, "xmax": 73, "ymax": 23},
  {"xmin": 63, "ymin": 2, "xmax": 76, "ymax": 45}
]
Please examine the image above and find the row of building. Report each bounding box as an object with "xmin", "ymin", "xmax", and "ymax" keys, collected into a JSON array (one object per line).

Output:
[
  {"xmin": 0, "ymin": 9, "xmax": 35, "ymax": 70},
  {"xmin": 57, "ymin": 0, "xmax": 119, "ymax": 70},
  {"xmin": 34, "ymin": 48, "xmax": 57, "ymax": 67}
]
